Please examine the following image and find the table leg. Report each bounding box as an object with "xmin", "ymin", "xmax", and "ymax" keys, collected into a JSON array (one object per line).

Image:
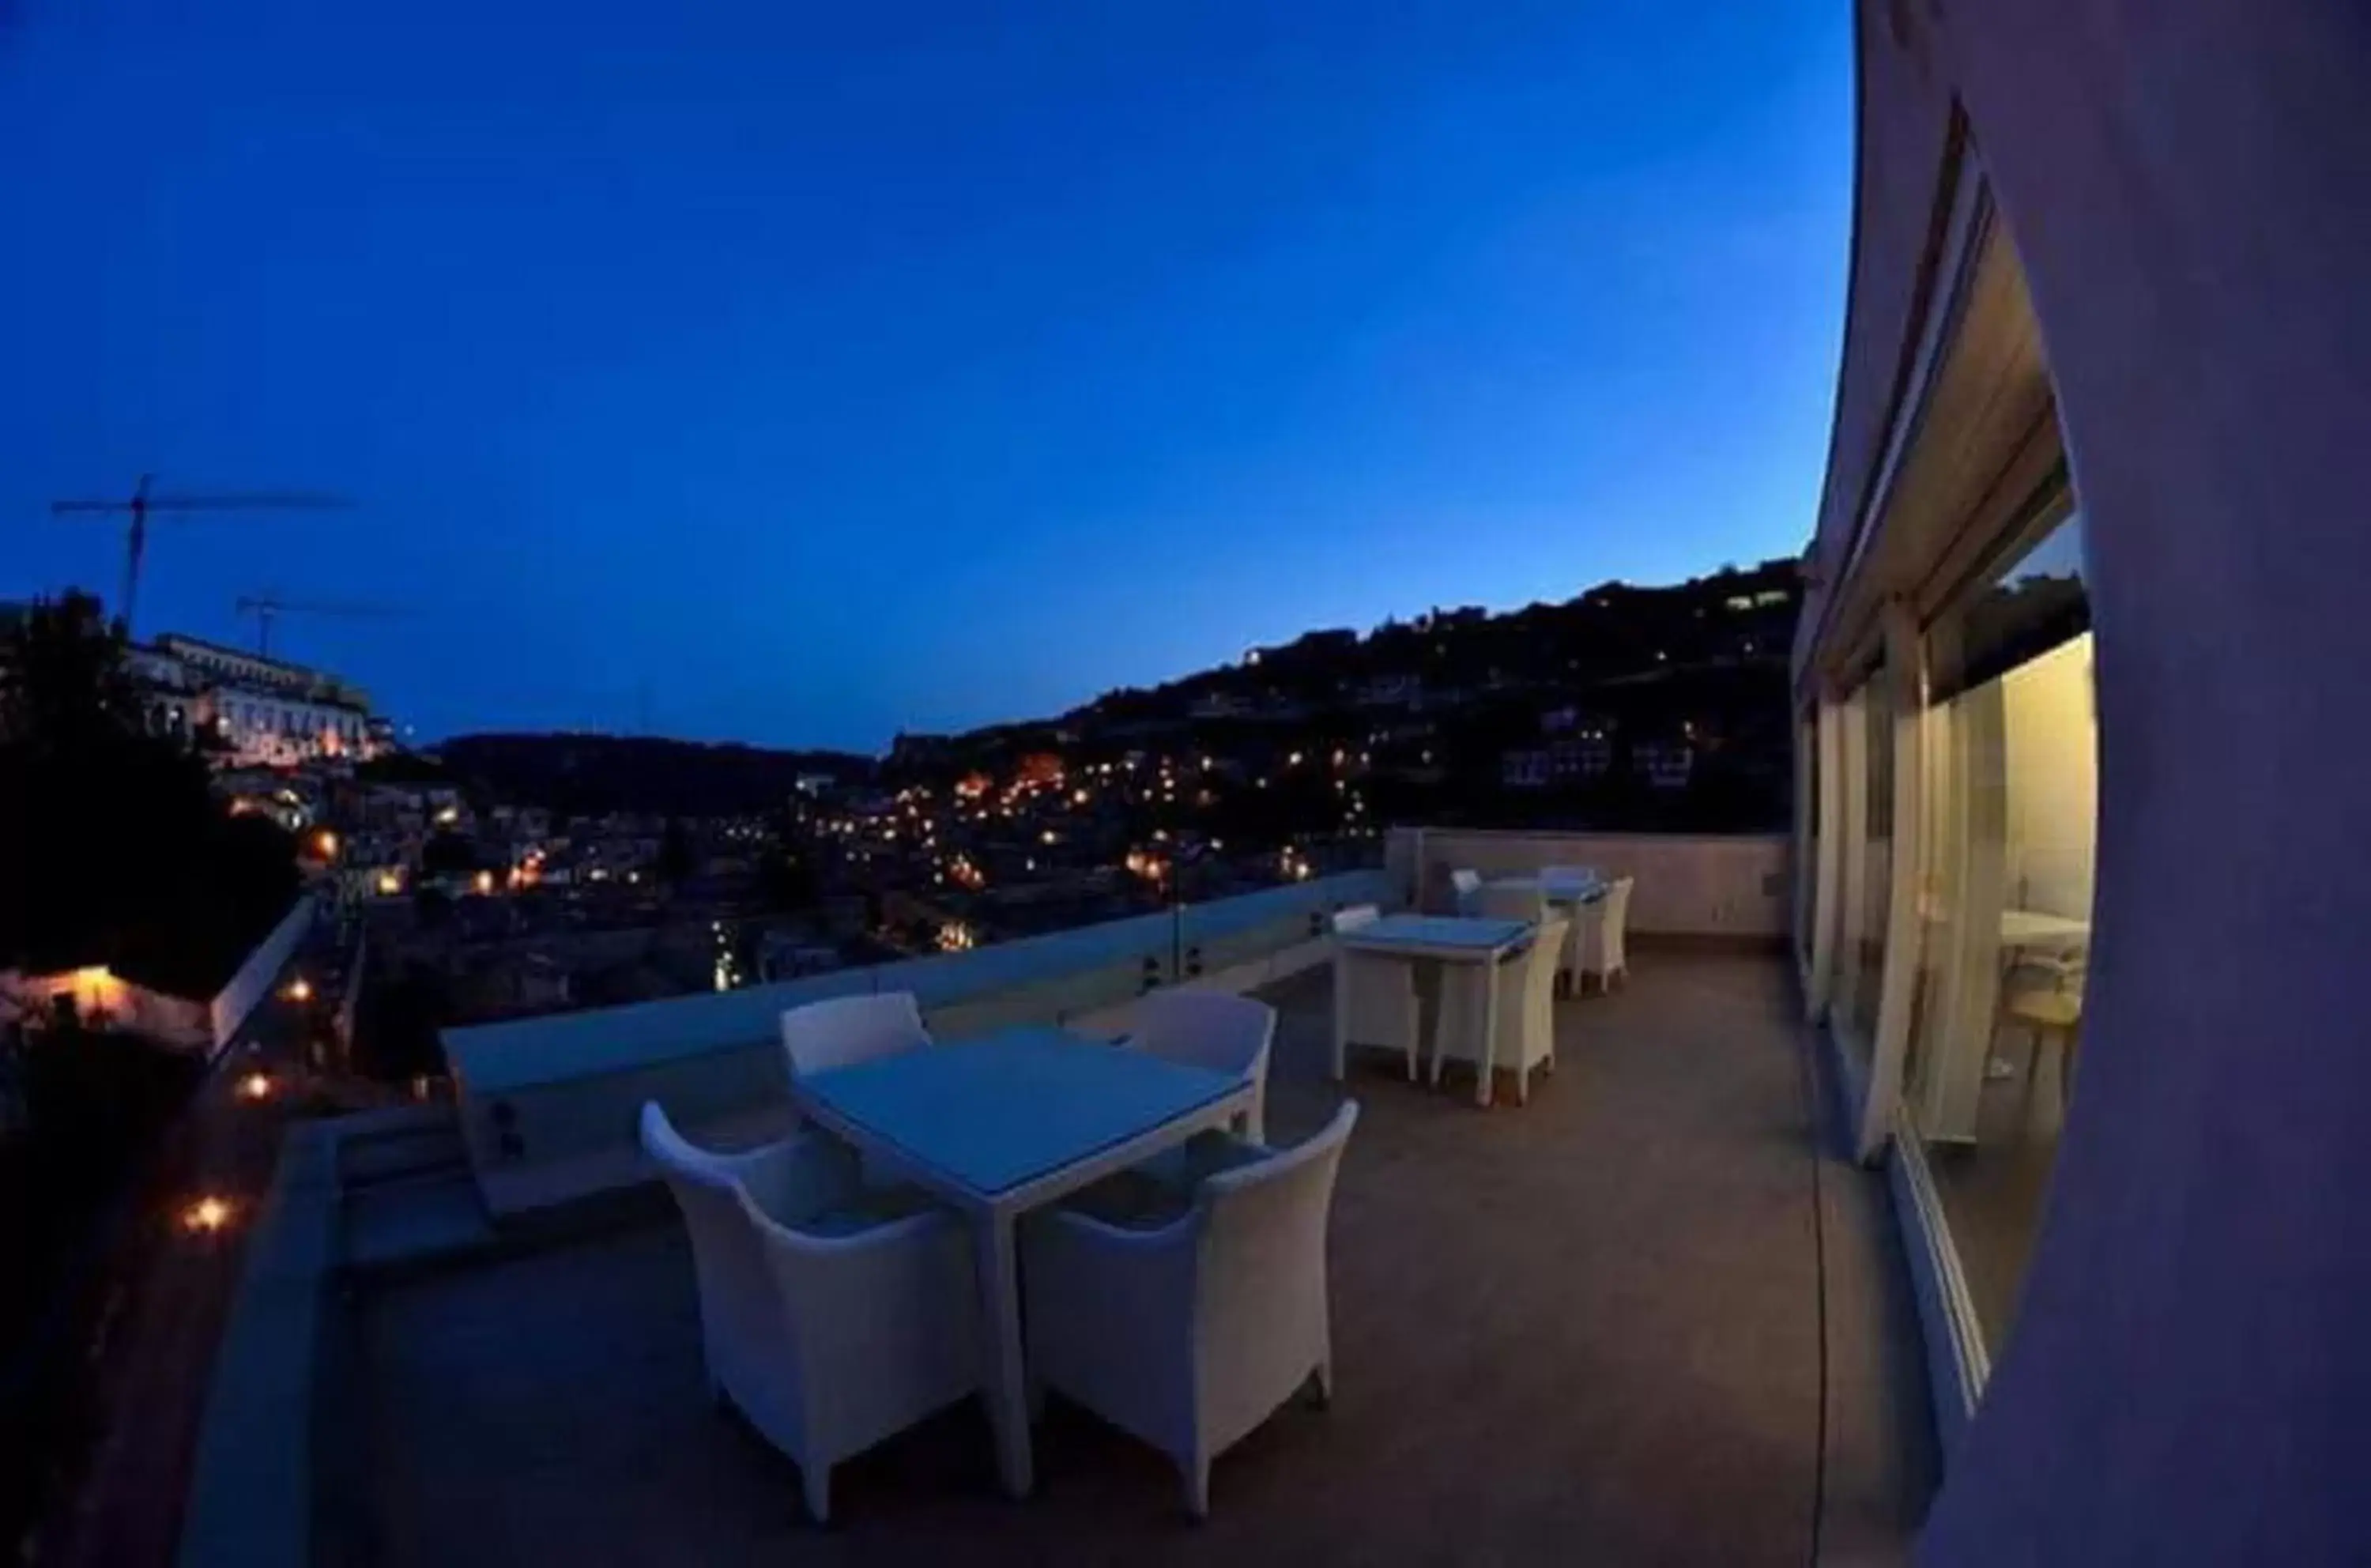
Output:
[
  {"xmin": 1330, "ymin": 950, "xmax": 1348, "ymax": 1082},
  {"xmin": 1426, "ymin": 958, "xmax": 1449, "ymax": 1087},
  {"xmin": 1476, "ymin": 956, "xmax": 1499, "ymax": 1108},
  {"xmin": 974, "ymin": 1212, "xmax": 1032, "ymax": 1498}
]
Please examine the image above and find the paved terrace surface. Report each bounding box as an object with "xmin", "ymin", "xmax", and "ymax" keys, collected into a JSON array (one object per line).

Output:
[{"xmin": 333, "ymin": 951, "xmax": 1936, "ymax": 1566}]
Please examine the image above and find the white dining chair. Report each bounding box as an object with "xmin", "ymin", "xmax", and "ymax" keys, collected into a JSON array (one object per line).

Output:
[
  {"xmin": 1125, "ymin": 989, "xmax": 1276, "ymax": 1144},
  {"xmin": 1566, "ymin": 876, "xmax": 1633, "ymax": 992},
  {"xmin": 781, "ymin": 992, "xmax": 931, "ymax": 1078},
  {"xmin": 1448, "ymin": 868, "xmax": 1483, "ymax": 914},
  {"xmin": 1020, "ymin": 1102, "xmax": 1360, "ymax": 1518},
  {"xmin": 639, "ymin": 1102, "xmax": 979, "ymax": 1525},
  {"xmin": 1333, "ymin": 906, "xmax": 1420, "ymax": 1080},
  {"xmin": 1438, "ymin": 916, "xmax": 1569, "ymax": 1103}
]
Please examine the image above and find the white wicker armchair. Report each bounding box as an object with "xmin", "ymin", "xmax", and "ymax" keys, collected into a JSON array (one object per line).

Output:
[
  {"xmin": 1020, "ymin": 1102, "xmax": 1360, "ymax": 1518},
  {"xmin": 780, "ymin": 992, "xmax": 932, "ymax": 1077},
  {"xmin": 1566, "ymin": 876, "xmax": 1634, "ymax": 992},
  {"xmin": 1333, "ymin": 906, "xmax": 1420, "ymax": 1079},
  {"xmin": 1124, "ymin": 989, "xmax": 1275, "ymax": 1144},
  {"xmin": 639, "ymin": 1102, "xmax": 979, "ymax": 1524},
  {"xmin": 1438, "ymin": 916, "xmax": 1569, "ymax": 1103}
]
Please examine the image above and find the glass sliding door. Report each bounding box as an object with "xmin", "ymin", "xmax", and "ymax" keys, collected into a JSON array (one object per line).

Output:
[
  {"xmin": 1796, "ymin": 713, "xmax": 1819, "ymax": 974},
  {"xmin": 1903, "ymin": 504, "xmax": 2095, "ymax": 1355},
  {"xmin": 1833, "ymin": 660, "xmax": 1894, "ymax": 1067}
]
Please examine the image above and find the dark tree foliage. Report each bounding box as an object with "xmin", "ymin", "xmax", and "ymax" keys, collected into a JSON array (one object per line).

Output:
[
  {"xmin": 352, "ymin": 960, "xmax": 451, "ymax": 1084},
  {"xmin": 0, "ymin": 592, "xmax": 295, "ymax": 1551},
  {"xmin": 657, "ymin": 817, "xmax": 695, "ymax": 887},
  {"xmin": 417, "ymin": 829, "xmax": 481, "ymax": 877},
  {"xmin": 0, "ymin": 591, "xmax": 300, "ymax": 993},
  {"xmin": 436, "ymin": 733, "xmax": 872, "ymax": 817},
  {"xmin": 352, "ymin": 750, "xmax": 453, "ymax": 786},
  {"xmin": 757, "ymin": 847, "xmax": 820, "ymax": 912}
]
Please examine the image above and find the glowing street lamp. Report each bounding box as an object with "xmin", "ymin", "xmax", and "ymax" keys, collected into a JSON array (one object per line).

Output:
[
  {"xmin": 238, "ymin": 1071, "xmax": 275, "ymax": 1102},
  {"xmin": 284, "ymin": 976, "xmax": 313, "ymax": 1004},
  {"xmin": 182, "ymin": 1195, "xmax": 234, "ymax": 1235}
]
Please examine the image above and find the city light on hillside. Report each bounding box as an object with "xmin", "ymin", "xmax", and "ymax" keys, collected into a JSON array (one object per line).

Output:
[
  {"xmin": 284, "ymin": 976, "xmax": 312, "ymax": 1003},
  {"xmin": 238, "ymin": 1071, "xmax": 274, "ymax": 1102},
  {"xmin": 376, "ymin": 871, "xmax": 402, "ymax": 895},
  {"xmin": 474, "ymin": 869, "xmax": 496, "ymax": 895},
  {"xmin": 182, "ymin": 1195, "xmax": 235, "ymax": 1235},
  {"xmin": 315, "ymin": 829, "xmax": 339, "ymax": 858}
]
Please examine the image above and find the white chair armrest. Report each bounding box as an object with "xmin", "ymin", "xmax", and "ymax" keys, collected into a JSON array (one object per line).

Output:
[
  {"xmin": 744, "ymin": 1201, "xmax": 980, "ymax": 1466},
  {"xmin": 1037, "ymin": 1201, "xmax": 1199, "ymax": 1255},
  {"xmin": 723, "ymin": 1134, "xmax": 867, "ymax": 1227}
]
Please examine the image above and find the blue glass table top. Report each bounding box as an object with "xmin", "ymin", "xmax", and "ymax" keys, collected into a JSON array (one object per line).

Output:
[
  {"xmin": 794, "ymin": 1024, "xmax": 1242, "ymax": 1197},
  {"xmin": 1340, "ymin": 914, "xmax": 1532, "ymax": 954}
]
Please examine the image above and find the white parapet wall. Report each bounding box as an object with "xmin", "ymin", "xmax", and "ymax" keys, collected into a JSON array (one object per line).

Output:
[
  {"xmin": 1387, "ymin": 827, "xmax": 1792, "ymax": 942},
  {"xmin": 443, "ymin": 870, "xmax": 1394, "ymax": 1217},
  {"xmin": 209, "ymin": 894, "xmax": 319, "ymax": 1056}
]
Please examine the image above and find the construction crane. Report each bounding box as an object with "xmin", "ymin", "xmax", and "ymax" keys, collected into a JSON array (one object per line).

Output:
[
  {"xmin": 49, "ymin": 474, "xmax": 352, "ymax": 637},
  {"xmin": 233, "ymin": 594, "xmax": 409, "ymax": 657}
]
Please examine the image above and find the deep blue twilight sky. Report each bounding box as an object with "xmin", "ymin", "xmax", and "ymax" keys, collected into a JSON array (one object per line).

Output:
[{"xmin": 2, "ymin": 2, "xmax": 1850, "ymax": 753}]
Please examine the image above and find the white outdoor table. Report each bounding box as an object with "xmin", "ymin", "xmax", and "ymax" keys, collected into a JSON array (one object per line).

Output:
[
  {"xmin": 1331, "ymin": 914, "xmax": 1534, "ymax": 1107},
  {"xmin": 1483, "ymin": 872, "xmax": 1606, "ymax": 906},
  {"xmin": 789, "ymin": 1023, "xmax": 1252, "ymax": 1499}
]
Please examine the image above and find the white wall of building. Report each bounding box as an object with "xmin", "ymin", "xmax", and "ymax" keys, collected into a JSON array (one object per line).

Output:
[
  {"xmin": 2000, "ymin": 635, "xmax": 2098, "ymax": 922},
  {"xmin": 1389, "ymin": 827, "xmax": 1791, "ymax": 940},
  {"xmin": 209, "ymin": 688, "xmax": 374, "ymax": 767}
]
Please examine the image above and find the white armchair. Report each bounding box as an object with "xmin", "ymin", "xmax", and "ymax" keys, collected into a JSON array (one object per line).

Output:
[
  {"xmin": 639, "ymin": 1102, "xmax": 978, "ymax": 1524},
  {"xmin": 1333, "ymin": 907, "xmax": 1419, "ymax": 1080},
  {"xmin": 1565, "ymin": 876, "xmax": 1634, "ymax": 992},
  {"xmin": 781, "ymin": 992, "xmax": 931, "ymax": 1077},
  {"xmin": 1438, "ymin": 916, "xmax": 1569, "ymax": 1103},
  {"xmin": 1125, "ymin": 989, "xmax": 1276, "ymax": 1144},
  {"xmin": 1020, "ymin": 1102, "xmax": 1360, "ymax": 1518}
]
